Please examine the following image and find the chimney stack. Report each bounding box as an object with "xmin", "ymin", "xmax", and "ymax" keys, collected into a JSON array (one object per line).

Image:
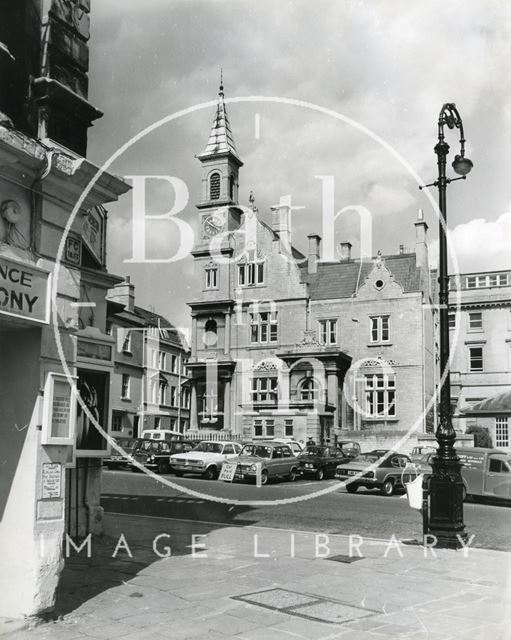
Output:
[
  {"xmin": 399, "ymin": 244, "xmax": 404, "ymax": 255},
  {"xmin": 107, "ymin": 276, "xmax": 135, "ymax": 312},
  {"xmin": 338, "ymin": 241, "xmax": 352, "ymax": 262},
  {"xmin": 307, "ymin": 234, "xmax": 321, "ymax": 274},
  {"xmin": 270, "ymin": 204, "xmax": 291, "ymax": 249},
  {"xmin": 414, "ymin": 208, "xmax": 429, "ymax": 271}
]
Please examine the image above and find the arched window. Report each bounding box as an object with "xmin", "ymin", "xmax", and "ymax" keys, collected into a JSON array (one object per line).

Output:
[
  {"xmin": 203, "ymin": 318, "xmax": 218, "ymax": 347},
  {"xmin": 299, "ymin": 378, "xmax": 320, "ymax": 401},
  {"xmin": 229, "ymin": 175, "xmax": 235, "ymax": 200},
  {"xmin": 209, "ymin": 172, "xmax": 221, "ymax": 200}
]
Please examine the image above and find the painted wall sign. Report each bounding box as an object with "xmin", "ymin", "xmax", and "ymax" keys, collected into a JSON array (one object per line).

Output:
[
  {"xmin": 82, "ymin": 207, "xmax": 105, "ymax": 266},
  {"xmin": 0, "ymin": 255, "xmax": 50, "ymax": 324},
  {"xmin": 41, "ymin": 463, "xmax": 62, "ymax": 499},
  {"xmin": 77, "ymin": 339, "xmax": 112, "ymax": 361},
  {"xmin": 65, "ymin": 235, "xmax": 82, "ymax": 265},
  {"xmin": 41, "ymin": 372, "xmax": 77, "ymax": 446}
]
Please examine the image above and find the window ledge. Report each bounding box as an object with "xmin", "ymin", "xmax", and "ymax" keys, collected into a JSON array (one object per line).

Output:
[
  {"xmin": 367, "ymin": 342, "xmax": 393, "ymax": 348},
  {"xmin": 362, "ymin": 416, "xmax": 399, "ymax": 422}
]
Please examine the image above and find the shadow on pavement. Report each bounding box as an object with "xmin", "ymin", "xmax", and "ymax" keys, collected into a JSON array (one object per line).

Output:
[{"xmin": 48, "ymin": 496, "xmax": 255, "ymax": 618}]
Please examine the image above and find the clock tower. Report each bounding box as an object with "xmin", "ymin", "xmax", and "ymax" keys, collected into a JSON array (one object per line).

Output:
[{"xmin": 187, "ymin": 81, "xmax": 243, "ymax": 432}]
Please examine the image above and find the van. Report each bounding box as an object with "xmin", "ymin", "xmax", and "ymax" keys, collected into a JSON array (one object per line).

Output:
[
  {"xmin": 419, "ymin": 447, "xmax": 511, "ymax": 501},
  {"xmin": 141, "ymin": 429, "xmax": 183, "ymax": 442}
]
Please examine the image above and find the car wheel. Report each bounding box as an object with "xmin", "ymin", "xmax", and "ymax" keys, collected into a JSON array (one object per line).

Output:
[
  {"xmin": 462, "ymin": 484, "xmax": 468, "ymax": 502},
  {"xmin": 203, "ymin": 466, "xmax": 218, "ymax": 480},
  {"xmin": 174, "ymin": 471, "xmax": 183, "ymax": 477},
  {"xmin": 316, "ymin": 468, "xmax": 325, "ymax": 481},
  {"xmin": 130, "ymin": 466, "xmax": 138, "ymax": 473},
  {"xmin": 260, "ymin": 470, "xmax": 269, "ymax": 486},
  {"xmin": 158, "ymin": 460, "xmax": 170, "ymax": 474},
  {"xmin": 381, "ymin": 479, "xmax": 395, "ymax": 496},
  {"xmin": 346, "ymin": 484, "xmax": 358, "ymax": 493},
  {"xmin": 288, "ymin": 468, "xmax": 297, "ymax": 482},
  {"xmin": 105, "ymin": 463, "xmax": 115, "ymax": 470}
]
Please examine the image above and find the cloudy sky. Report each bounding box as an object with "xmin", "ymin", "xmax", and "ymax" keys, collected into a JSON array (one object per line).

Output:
[{"xmin": 85, "ymin": 0, "xmax": 511, "ymax": 331}]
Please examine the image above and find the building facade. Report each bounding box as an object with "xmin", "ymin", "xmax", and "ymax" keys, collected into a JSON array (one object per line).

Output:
[
  {"xmin": 449, "ymin": 269, "xmax": 511, "ymax": 450},
  {"xmin": 0, "ymin": 0, "xmax": 130, "ymax": 618},
  {"xmin": 187, "ymin": 87, "xmax": 436, "ymax": 450},
  {"xmin": 107, "ymin": 278, "xmax": 190, "ymax": 438}
]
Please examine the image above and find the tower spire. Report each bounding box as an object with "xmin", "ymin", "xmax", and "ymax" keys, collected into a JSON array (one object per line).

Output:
[{"xmin": 198, "ymin": 74, "xmax": 242, "ymax": 165}]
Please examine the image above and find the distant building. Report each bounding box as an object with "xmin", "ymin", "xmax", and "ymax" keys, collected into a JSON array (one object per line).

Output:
[
  {"xmin": 449, "ymin": 269, "xmax": 511, "ymax": 450},
  {"xmin": 107, "ymin": 278, "xmax": 190, "ymax": 438},
  {"xmin": 186, "ymin": 85, "xmax": 436, "ymax": 449}
]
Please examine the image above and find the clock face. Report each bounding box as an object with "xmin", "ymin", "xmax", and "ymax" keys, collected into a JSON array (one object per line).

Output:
[{"xmin": 203, "ymin": 212, "xmax": 226, "ymax": 236}]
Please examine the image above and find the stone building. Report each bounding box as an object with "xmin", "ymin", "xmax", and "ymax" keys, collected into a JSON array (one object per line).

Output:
[
  {"xmin": 0, "ymin": 1, "xmax": 129, "ymax": 619},
  {"xmin": 187, "ymin": 86, "xmax": 436, "ymax": 450},
  {"xmin": 449, "ymin": 269, "xmax": 511, "ymax": 450},
  {"xmin": 107, "ymin": 278, "xmax": 191, "ymax": 438}
]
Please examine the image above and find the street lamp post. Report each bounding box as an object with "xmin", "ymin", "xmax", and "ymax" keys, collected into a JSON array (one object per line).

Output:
[{"xmin": 422, "ymin": 103, "xmax": 473, "ymax": 549}]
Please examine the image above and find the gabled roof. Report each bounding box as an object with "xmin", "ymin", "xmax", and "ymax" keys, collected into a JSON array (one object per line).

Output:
[
  {"xmin": 197, "ymin": 85, "xmax": 242, "ymax": 164},
  {"xmin": 301, "ymin": 253, "xmax": 422, "ymax": 300}
]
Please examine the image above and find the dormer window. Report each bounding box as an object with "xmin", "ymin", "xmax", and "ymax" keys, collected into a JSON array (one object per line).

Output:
[{"xmin": 209, "ymin": 172, "xmax": 221, "ymax": 200}]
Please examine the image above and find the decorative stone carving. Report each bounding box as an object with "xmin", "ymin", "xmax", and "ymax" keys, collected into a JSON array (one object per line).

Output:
[
  {"xmin": 0, "ymin": 199, "xmax": 30, "ymax": 249},
  {"xmin": 253, "ymin": 358, "xmax": 282, "ymax": 371}
]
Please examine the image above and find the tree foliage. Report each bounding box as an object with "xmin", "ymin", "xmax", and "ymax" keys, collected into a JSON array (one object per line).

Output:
[{"xmin": 466, "ymin": 425, "xmax": 493, "ymax": 448}]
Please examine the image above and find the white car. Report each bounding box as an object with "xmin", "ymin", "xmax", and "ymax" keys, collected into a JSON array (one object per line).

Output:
[{"xmin": 170, "ymin": 441, "xmax": 242, "ymax": 480}]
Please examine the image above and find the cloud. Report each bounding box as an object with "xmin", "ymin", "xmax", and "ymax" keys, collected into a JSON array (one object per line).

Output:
[{"xmin": 430, "ymin": 211, "xmax": 511, "ymax": 272}]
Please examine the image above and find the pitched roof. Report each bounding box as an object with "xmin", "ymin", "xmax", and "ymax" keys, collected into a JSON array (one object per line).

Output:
[
  {"xmin": 197, "ymin": 87, "xmax": 242, "ymax": 164},
  {"xmin": 301, "ymin": 253, "xmax": 422, "ymax": 299},
  {"xmin": 134, "ymin": 306, "xmax": 189, "ymax": 350},
  {"xmin": 461, "ymin": 390, "xmax": 511, "ymax": 415}
]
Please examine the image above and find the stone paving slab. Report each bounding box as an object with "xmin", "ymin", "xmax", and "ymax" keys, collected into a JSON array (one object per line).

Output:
[{"xmin": 1, "ymin": 513, "xmax": 510, "ymax": 640}]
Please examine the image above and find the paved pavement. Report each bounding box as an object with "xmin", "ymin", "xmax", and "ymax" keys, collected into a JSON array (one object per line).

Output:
[{"xmin": 1, "ymin": 512, "xmax": 510, "ymax": 640}]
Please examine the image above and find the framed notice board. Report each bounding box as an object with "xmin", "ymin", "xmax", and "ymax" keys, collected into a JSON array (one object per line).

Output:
[{"xmin": 41, "ymin": 372, "xmax": 77, "ymax": 446}]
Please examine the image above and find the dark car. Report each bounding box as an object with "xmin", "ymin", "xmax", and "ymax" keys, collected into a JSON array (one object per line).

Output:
[
  {"xmin": 131, "ymin": 439, "xmax": 194, "ymax": 474},
  {"xmin": 298, "ymin": 446, "xmax": 342, "ymax": 480},
  {"xmin": 336, "ymin": 440, "xmax": 361, "ymax": 463},
  {"xmin": 335, "ymin": 449, "xmax": 411, "ymax": 496},
  {"xmin": 104, "ymin": 437, "xmax": 146, "ymax": 470}
]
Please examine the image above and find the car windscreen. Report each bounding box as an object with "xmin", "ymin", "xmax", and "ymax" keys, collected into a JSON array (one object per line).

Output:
[
  {"xmin": 300, "ymin": 447, "xmax": 327, "ymax": 457},
  {"xmin": 192, "ymin": 442, "xmax": 223, "ymax": 453},
  {"xmin": 352, "ymin": 453, "xmax": 380, "ymax": 463},
  {"xmin": 137, "ymin": 441, "xmax": 160, "ymax": 452},
  {"xmin": 240, "ymin": 445, "xmax": 272, "ymax": 458}
]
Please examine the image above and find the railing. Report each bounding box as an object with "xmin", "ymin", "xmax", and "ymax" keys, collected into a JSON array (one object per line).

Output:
[{"xmin": 184, "ymin": 430, "xmax": 244, "ymax": 442}]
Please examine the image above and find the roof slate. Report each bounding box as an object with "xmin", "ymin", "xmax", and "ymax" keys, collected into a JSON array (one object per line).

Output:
[{"xmin": 301, "ymin": 253, "xmax": 422, "ymax": 299}]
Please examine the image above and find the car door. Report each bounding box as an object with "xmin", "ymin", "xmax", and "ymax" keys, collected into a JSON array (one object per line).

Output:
[
  {"xmin": 326, "ymin": 448, "xmax": 338, "ymax": 476},
  {"xmin": 270, "ymin": 446, "xmax": 284, "ymax": 476},
  {"xmin": 485, "ymin": 457, "xmax": 511, "ymax": 498},
  {"xmin": 281, "ymin": 445, "xmax": 294, "ymax": 474}
]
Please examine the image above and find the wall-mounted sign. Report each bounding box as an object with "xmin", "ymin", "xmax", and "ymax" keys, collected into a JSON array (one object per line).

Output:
[
  {"xmin": 0, "ymin": 256, "xmax": 50, "ymax": 324},
  {"xmin": 42, "ymin": 372, "xmax": 77, "ymax": 446},
  {"xmin": 82, "ymin": 207, "xmax": 105, "ymax": 266},
  {"xmin": 41, "ymin": 463, "xmax": 62, "ymax": 499},
  {"xmin": 65, "ymin": 235, "xmax": 82, "ymax": 265},
  {"xmin": 77, "ymin": 339, "xmax": 112, "ymax": 361}
]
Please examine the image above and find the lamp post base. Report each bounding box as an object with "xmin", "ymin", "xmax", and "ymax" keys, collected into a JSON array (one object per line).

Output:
[{"xmin": 428, "ymin": 455, "xmax": 468, "ymax": 549}]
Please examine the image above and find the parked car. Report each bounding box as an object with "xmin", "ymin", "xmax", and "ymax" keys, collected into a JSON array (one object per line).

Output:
[
  {"xmin": 410, "ymin": 445, "xmax": 437, "ymax": 463},
  {"xmin": 416, "ymin": 447, "xmax": 511, "ymax": 502},
  {"xmin": 335, "ymin": 450, "xmax": 411, "ymax": 496},
  {"xmin": 131, "ymin": 439, "xmax": 194, "ymax": 474},
  {"xmin": 297, "ymin": 445, "xmax": 342, "ymax": 480},
  {"xmin": 233, "ymin": 442, "xmax": 299, "ymax": 485},
  {"xmin": 169, "ymin": 441, "xmax": 242, "ymax": 479},
  {"xmin": 141, "ymin": 429, "xmax": 183, "ymax": 441},
  {"xmin": 104, "ymin": 437, "xmax": 146, "ymax": 470},
  {"xmin": 336, "ymin": 440, "xmax": 362, "ymax": 463}
]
